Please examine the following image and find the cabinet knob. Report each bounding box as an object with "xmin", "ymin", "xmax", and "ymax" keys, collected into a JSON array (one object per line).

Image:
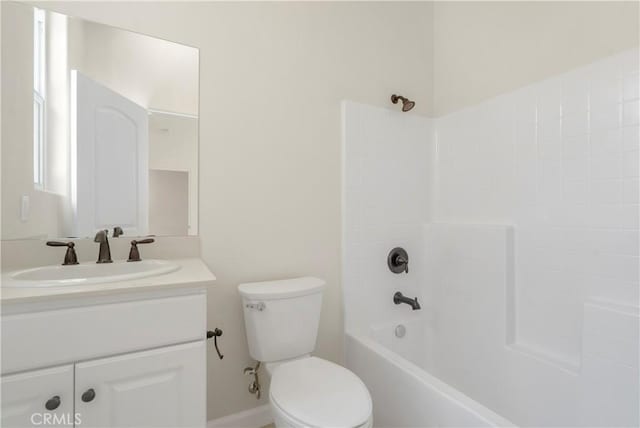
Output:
[
  {"xmin": 45, "ymin": 396, "xmax": 61, "ymax": 411},
  {"xmin": 81, "ymin": 388, "xmax": 96, "ymax": 403}
]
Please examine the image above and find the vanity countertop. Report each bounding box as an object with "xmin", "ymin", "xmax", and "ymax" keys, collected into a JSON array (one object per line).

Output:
[{"xmin": 0, "ymin": 258, "xmax": 215, "ymax": 305}]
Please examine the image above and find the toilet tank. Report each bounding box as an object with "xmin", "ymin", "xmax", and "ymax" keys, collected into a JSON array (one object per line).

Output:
[{"xmin": 238, "ymin": 277, "xmax": 325, "ymax": 362}]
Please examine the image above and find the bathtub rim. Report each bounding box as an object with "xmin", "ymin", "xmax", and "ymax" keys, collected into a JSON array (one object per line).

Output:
[{"xmin": 346, "ymin": 330, "xmax": 517, "ymax": 428}]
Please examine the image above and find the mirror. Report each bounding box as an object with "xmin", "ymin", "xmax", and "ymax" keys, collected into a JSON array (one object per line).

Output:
[{"xmin": 1, "ymin": 3, "xmax": 199, "ymax": 240}]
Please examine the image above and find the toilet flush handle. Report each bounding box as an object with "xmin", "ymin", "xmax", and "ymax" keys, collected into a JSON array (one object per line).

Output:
[{"xmin": 245, "ymin": 302, "xmax": 266, "ymax": 311}]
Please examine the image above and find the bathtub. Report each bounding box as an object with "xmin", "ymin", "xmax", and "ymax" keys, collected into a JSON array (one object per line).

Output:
[{"xmin": 345, "ymin": 322, "xmax": 515, "ymax": 428}]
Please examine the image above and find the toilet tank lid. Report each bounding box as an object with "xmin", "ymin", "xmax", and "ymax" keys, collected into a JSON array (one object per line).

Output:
[{"xmin": 238, "ymin": 277, "xmax": 325, "ymax": 300}]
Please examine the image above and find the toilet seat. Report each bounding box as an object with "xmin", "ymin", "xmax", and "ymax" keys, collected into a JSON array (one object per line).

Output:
[
  {"xmin": 270, "ymin": 400, "xmax": 373, "ymax": 428},
  {"xmin": 269, "ymin": 357, "xmax": 372, "ymax": 428}
]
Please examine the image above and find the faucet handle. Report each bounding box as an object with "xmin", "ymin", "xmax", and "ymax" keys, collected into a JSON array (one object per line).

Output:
[
  {"xmin": 396, "ymin": 256, "xmax": 409, "ymax": 273},
  {"xmin": 388, "ymin": 247, "xmax": 409, "ymax": 274},
  {"xmin": 46, "ymin": 241, "xmax": 73, "ymax": 247},
  {"xmin": 134, "ymin": 238, "xmax": 155, "ymax": 245},
  {"xmin": 127, "ymin": 238, "xmax": 155, "ymax": 262},
  {"xmin": 46, "ymin": 241, "xmax": 79, "ymax": 266}
]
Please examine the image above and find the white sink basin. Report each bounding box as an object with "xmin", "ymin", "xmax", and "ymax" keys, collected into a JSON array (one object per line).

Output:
[{"xmin": 3, "ymin": 260, "xmax": 180, "ymax": 288}]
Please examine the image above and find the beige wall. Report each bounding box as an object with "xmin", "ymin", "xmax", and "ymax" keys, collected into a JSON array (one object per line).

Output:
[
  {"xmin": 433, "ymin": 1, "xmax": 640, "ymax": 115},
  {"xmin": 25, "ymin": 1, "xmax": 435, "ymax": 419}
]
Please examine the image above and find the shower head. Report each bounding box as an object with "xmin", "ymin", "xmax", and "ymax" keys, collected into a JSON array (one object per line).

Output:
[{"xmin": 391, "ymin": 94, "xmax": 415, "ymax": 112}]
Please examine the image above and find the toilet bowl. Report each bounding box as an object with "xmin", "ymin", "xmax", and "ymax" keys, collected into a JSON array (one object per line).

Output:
[
  {"xmin": 238, "ymin": 277, "xmax": 373, "ymax": 428},
  {"xmin": 269, "ymin": 357, "xmax": 372, "ymax": 428}
]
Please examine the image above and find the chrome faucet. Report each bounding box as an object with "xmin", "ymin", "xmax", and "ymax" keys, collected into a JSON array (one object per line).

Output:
[
  {"xmin": 94, "ymin": 229, "xmax": 113, "ymax": 263},
  {"xmin": 393, "ymin": 291, "xmax": 421, "ymax": 310}
]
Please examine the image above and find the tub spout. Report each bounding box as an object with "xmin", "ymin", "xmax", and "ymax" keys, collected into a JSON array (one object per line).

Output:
[{"xmin": 393, "ymin": 292, "xmax": 421, "ymax": 310}]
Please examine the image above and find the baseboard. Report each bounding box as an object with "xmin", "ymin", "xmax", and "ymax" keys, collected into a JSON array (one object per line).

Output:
[{"xmin": 207, "ymin": 404, "xmax": 273, "ymax": 428}]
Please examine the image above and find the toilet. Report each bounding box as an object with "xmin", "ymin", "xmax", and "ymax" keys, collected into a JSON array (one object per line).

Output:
[{"xmin": 239, "ymin": 277, "xmax": 373, "ymax": 428}]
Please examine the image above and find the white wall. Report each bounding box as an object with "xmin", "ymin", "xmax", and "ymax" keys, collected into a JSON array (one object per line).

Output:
[
  {"xmin": 433, "ymin": 1, "xmax": 640, "ymax": 115},
  {"xmin": 25, "ymin": 1, "xmax": 435, "ymax": 420}
]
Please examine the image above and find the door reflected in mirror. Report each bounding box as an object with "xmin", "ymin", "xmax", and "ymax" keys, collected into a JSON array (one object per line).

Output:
[{"xmin": 1, "ymin": 3, "xmax": 199, "ymax": 240}]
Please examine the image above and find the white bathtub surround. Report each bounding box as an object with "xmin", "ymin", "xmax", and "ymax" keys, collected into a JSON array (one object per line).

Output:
[
  {"xmin": 342, "ymin": 101, "xmax": 435, "ymax": 334},
  {"xmin": 579, "ymin": 301, "xmax": 639, "ymax": 426},
  {"xmin": 342, "ymin": 49, "xmax": 639, "ymax": 427},
  {"xmin": 433, "ymin": 48, "xmax": 639, "ymax": 425},
  {"xmin": 436, "ymin": 49, "xmax": 640, "ymax": 365},
  {"xmin": 342, "ymin": 102, "xmax": 510, "ymax": 426},
  {"xmin": 424, "ymin": 224, "xmax": 639, "ymax": 427}
]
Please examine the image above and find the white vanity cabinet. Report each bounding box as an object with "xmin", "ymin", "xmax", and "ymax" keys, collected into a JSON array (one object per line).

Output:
[
  {"xmin": 1, "ymin": 288, "xmax": 207, "ymax": 428},
  {"xmin": 1, "ymin": 365, "xmax": 74, "ymax": 428},
  {"xmin": 75, "ymin": 341, "xmax": 204, "ymax": 427}
]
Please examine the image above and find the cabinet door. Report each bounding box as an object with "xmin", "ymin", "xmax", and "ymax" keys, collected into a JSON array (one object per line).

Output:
[
  {"xmin": 75, "ymin": 341, "xmax": 205, "ymax": 428},
  {"xmin": 1, "ymin": 365, "xmax": 74, "ymax": 428}
]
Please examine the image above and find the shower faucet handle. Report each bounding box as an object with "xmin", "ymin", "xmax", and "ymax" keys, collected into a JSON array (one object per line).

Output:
[{"xmin": 388, "ymin": 247, "xmax": 409, "ymax": 274}]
